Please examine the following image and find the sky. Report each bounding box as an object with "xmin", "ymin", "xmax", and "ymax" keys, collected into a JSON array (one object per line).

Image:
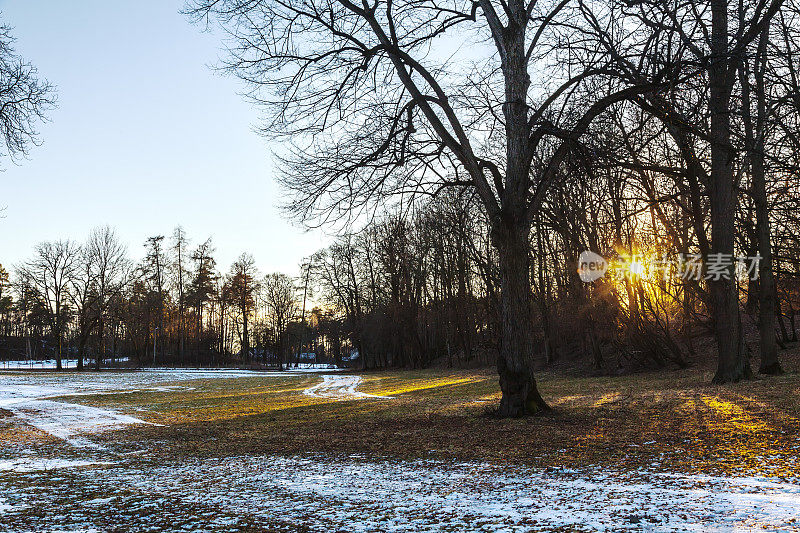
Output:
[{"xmin": 0, "ymin": 0, "xmax": 329, "ymax": 276}]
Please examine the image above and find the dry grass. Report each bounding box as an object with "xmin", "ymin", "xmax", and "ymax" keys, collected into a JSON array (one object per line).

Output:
[
  {"xmin": 4, "ymin": 355, "xmax": 800, "ymax": 479},
  {"xmin": 38, "ymin": 359, "xmax": 789, "ymax": 479}
]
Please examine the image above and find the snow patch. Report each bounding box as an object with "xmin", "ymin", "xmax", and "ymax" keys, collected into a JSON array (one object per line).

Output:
[
  {"xmin": 303, "ymin": 375, "xmax": 391, "ymax": 400},
  {"xmin": 6, "ymin": 400, "xmax": 157, "ymax": 449},
  {"xmin": 0, "ymin": 368, "xmax": 321, "ymax": 448},
  {"xmin": 0, "ymin": 458, "xmax": 114, "ymax": 473},
  {"xmin": 118, "ymin": 456, "xmax": 800, "ymax": 531}
]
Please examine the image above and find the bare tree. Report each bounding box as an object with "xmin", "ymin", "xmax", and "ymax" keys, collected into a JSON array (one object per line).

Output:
[
  {"xmin": 0, "ymin": 22, "xmax": 54, "ymax": 163},
  {"xmin": 263, "ymin": 272, "xmax": 299, "ymax": 370},
  {"xmin": 172, "ymin": 226, "xmax": 189, "ymax": 362},
  {"xmin": 227, "ymin": 253, "xmax": 259, "ymax": 363},
  {"xmin": 187, "ymin": 0, "xmax": 657, "ymax": 415},
  {"xmin": 19, "ymin": 240, "xmax": 79, "ymax": 370},
  {"xmin": 86, "ymin": 226, "xmax": 131, "ymax": 370}
]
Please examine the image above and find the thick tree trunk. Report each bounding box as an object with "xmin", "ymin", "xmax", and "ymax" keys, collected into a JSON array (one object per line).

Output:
[
  {"xmin": 494, "ymin": 221, "xmax": 549, "ymax": 417},
  {"xmin": 709, "ymin": 0, "xmax": 751, "ymax": 383},
  {"xmin": 487, "ymin": 0, "xmax": 548, "ymax": 417}
]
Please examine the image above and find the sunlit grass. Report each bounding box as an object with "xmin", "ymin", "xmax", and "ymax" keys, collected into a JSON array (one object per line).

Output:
[{"xmin": 5, "ymin": 360, "xmax": 800, "ymax": 478}]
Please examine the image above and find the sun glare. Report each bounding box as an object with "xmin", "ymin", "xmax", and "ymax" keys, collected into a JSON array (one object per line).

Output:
[{"xmin": 629, "ymin": 258, "xmax": 645, "ymax": 276}]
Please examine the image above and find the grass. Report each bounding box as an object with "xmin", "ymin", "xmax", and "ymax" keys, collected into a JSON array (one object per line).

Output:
[
  {"xmin": 4, "ymin": 354, "xmax": 800, "ymax": 479},
  {"xmin": 2, "ymin": 359, "xmax": 800, "ymax": 531}
]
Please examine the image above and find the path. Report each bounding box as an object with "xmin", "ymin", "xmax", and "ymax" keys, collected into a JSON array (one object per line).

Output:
[{"xmin": 303, "ymin": 375, "xmax": 391, "ymax": 400}]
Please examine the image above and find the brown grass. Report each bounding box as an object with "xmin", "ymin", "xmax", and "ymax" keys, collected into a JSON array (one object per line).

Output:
[
  {"xmin": 42, "ymin": 359, "xmax": 787, "ymax": 479},
  {"xmin": 4, "ymin": 355, "xmax": 800, "ymax": 478}
]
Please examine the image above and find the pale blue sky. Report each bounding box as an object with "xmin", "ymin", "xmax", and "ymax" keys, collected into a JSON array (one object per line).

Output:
[{"xmin": 0, "ymin": 0, "xmax": 328, "ymax": 275}]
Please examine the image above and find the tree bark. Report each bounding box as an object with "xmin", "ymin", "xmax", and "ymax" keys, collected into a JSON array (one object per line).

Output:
[
  {"xmin": 95, "ymin": 315, "xmax": 103, "ymax": 371},
  {"xmin": 494, "ymin": 220, "xmax": 549, "ymax": 417},
  {"xmin": 752, "ymin": 25, "xmax": 782, "ymax": 375},
  {"xmin": 709, "ymin": 0, "xmax": 752, "ymax": 383}
]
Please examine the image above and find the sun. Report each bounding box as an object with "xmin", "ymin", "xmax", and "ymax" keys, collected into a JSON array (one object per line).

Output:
[{"xmin": 629, "ymin": 258, "xmax": 645, "ymax": 276}]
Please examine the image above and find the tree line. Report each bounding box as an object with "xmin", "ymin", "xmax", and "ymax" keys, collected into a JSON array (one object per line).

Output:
[{"xmin": 0, "ymin": 227, "xmax": 305, "ymax": 370}]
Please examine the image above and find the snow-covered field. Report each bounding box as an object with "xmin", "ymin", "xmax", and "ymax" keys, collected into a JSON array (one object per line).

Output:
[
  {"xmin": 0, "ymin": 358, "xmax": 134, "ymax": 370},
  {"xmin": 0, "ymin": 369, "xmax": 374, "ymax": 450},
  {"xmin": 0, "ymin": 359, "xmax": 82, "ymax": 370},
  {"xmin": 2, "ymin": 370, "xmax": 800, "ymax": 531}
]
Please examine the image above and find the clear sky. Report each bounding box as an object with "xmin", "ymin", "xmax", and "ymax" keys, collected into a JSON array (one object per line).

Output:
[{"xmin": 0, "ymin": 0, "xmax": 329, "ymax": 276}]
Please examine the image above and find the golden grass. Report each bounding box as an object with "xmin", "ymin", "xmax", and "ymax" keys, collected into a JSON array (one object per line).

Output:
[{"xmin": 7, "ymin": 358, "xmax": 800, "ymax": 478}]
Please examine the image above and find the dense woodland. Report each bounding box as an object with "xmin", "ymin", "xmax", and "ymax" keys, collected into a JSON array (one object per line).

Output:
[{"xmin": 4, "ymin": 0, "xmax": 800, "ymax": 417}]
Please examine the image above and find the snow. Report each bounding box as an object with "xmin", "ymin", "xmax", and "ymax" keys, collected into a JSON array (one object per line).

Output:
[
  {"xmin": 2, "ymin": 454, "xmax": 799, "ymax": 531},
  {"xmin": 133, "ymin": 456, "xmax": 800, "ymax": 531},
  {"xmin": 0, "ymin": 359, "xmax": 131, "ymax": 370},
  {"xmin": 7, "ymin": 400, "xmax": 157, "ymax": 449},
  {"xmin": 2, "ymin": 371, "xmax": 799, "ymax": 530},
  {"xmin": 0, "ymin": 374, "xmax": 153, "ymax": 448},
  {"xmin": 303, "ymin": 375, "xmax": 391, "ymax": 400},
  {"xmin": 0, "ymin": 368, "xmax": 290, "ymax": 448},
  {"xmin": 0, "ymin": 368, "xmax": 351, "ymax": 448},
  {"xmin": 284, "ymin": 363, "xmax": 343, "ymax": 372},
  {"xmin": 0, "ymin": 459, "xmax": 114, "ymax": 473},
  {"xmin": 0, "ymin": 497, "xmax": 16, "ymax": 514},
  {"xmin": 0, "ymin": 359, "xmax": 81, "ymax": 370}
]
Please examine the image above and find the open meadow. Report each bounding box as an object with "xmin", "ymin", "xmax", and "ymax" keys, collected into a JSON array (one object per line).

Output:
[{"xmin": 2, "ymin": 361, "xmax": 800, "ymax": 532}]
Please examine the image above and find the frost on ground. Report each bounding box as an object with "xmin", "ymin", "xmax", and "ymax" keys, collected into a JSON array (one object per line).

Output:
[
  {"xmin": 303, "ymin": 375, "xmax": 390, "ymax": 400},
  {"xmin": 1, "ymin": 454, "xmax": 800, "ymax": 531},
  {"xmin": 6, "ymin": 400, "xmax": 153, "ymax": 449},
  {"xmin": 0, "ymin": 369, "xmax": 361, "ymax": 449},
  {"xmin": 0, "ymin": 369, "xmax": 284, "ymax": 448}
]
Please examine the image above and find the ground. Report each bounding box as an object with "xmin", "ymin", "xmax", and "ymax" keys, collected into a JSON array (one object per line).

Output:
[{"xmin": 1, "ymin": 358, "xmax": 800, "ymax": 531}]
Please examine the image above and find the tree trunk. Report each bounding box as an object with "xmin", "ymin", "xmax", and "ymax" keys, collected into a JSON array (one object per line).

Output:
[
  {"xmin": 752, "ymin": 26, "xmax": 782, "ymax": 375},
  {"xmin": 77, "ymin": 324, "xmax": 88, "ymax": 372},
  {"xmin": 494, "ymin": 221, "xmax": 549, "ymax": 417},
  {"xmin": 709, "ymin": 0, "xmax": 751, "ymax": 383},
  {"xmin": 55, "ymin": 300, "xmax": 63, "ymax": 371},
  {"xmin": 242, "ymin": 314, "xmax": 249, "ymax": 364},
  {"xmin": 95, "ymin": 316, "xmax": 104, "ymax": 371},
  {"xmin": 56, "ymin": 331, "xmax": 63, "ymax": 371}
]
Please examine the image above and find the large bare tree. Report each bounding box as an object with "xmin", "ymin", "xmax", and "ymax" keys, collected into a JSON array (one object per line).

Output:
[
  {"xmin": 86, "ymin": 226, "xmax": 131, "ymax": 370},
  {"xmin": 228, "ymin": 253, "xmax": 259, "ymax": 363},
  {"xmin": 262, "ymin": 272, "xmax": 299, "ymax": 369},
  {"xmin": 188, "ymin": 0, "xmax": 656, "ymax": 416}
]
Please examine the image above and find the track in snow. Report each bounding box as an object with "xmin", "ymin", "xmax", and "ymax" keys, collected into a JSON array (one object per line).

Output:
[{"xmin": 303, "ymin": 375, "xmax": 391, "ymax": 400}]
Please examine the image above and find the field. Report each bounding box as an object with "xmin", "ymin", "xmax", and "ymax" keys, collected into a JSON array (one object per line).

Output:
[{"xmin": 2, "ymin": 362, "xmax": 800, "ymax": 531}]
